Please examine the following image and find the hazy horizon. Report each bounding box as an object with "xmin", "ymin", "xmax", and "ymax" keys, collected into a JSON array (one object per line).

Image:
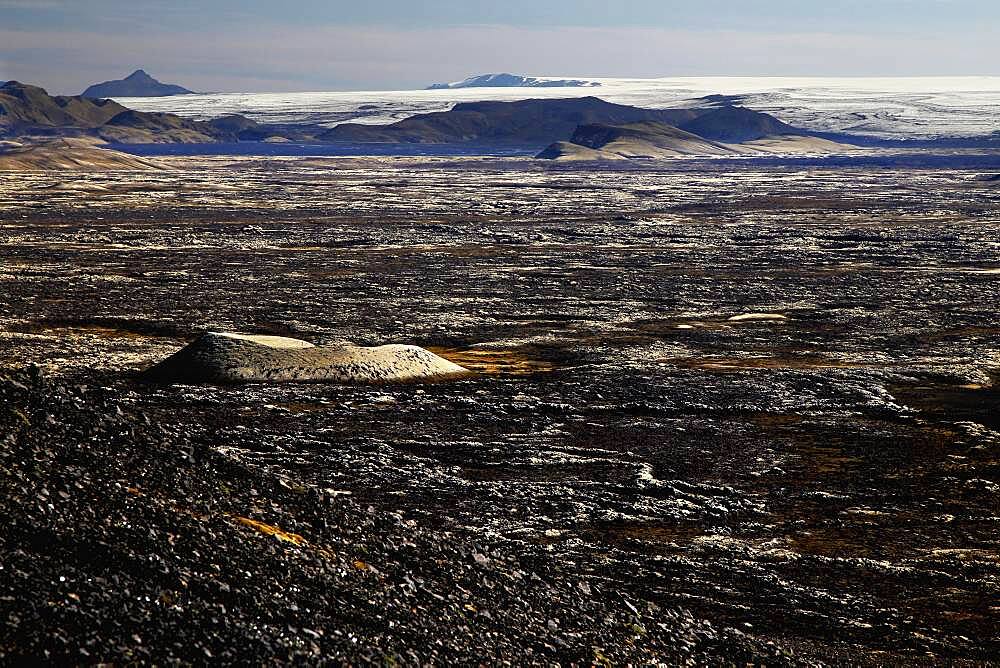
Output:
[{"xmin": 2, "ymin": 0, "xmax": 999, "ymax": 95}]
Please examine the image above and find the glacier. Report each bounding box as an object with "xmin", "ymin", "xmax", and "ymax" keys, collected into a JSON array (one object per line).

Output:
[{"xmin": 113, "ymin": 76, "xmax": 1000, "ymax": 140}]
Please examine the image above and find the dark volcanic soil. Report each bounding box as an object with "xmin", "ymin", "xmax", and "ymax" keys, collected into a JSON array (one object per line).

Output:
[{"xmin": 1, "ymin": 157, "xmax": 999, "ymax": 665}]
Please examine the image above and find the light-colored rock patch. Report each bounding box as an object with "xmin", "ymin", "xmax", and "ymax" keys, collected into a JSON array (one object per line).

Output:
[
  {"xmin": 143, "ymin": 331, "xmax": 471, "ymax": 384},
  {"xmin": 727, "ymin": 313, "xmax": 789, "ymax": 322}
]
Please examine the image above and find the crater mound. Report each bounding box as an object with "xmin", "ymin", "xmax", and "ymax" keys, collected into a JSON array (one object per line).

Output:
[{"xmin": 142, "ymin": 332, "xmax": 471, "ymax": 384}]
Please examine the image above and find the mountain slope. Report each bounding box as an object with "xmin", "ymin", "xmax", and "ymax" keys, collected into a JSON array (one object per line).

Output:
[
  {"xmin": 537, "ymin": 120, "xmax": 855, "ymax": 161},
  {"xmin": 569, "ymin": 122, "xmax": 737, "ymax": 157},
  {"xmin": 0, "ymin": 82, "xmax": 128, "ymax": 130},
  {"xmin": 82, "ymin": 70, "xmax": 194, "ymax": 98},
  {"xmin": 96, "ymin": 110, "xmax": 218, "ymax": 143},
  {"xmin": 535, "ymin": 142, "xmax": 627, "ymax": 161},
  {"xmin": 0, "ymin": 137, "xmax": 166, "ymax": 170}
]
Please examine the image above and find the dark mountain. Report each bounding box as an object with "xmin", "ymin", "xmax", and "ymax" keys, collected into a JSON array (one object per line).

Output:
[
  {"xmin": 0, "ymin": 80, "xmax": 262, "ymax": 143},
  {"xmin": 676, "ymin": 106, "xmax": 798, "ymax": 142},
  {"xmin": 320, "ymin": 97, "xmax": 703, "ymax": 145},
  {"xmin": 205, "ymin": 114, "xmax": 268, "ymax": 139},
  {"xmin": 427, "ymin": 73, "xmax": 600, "ymax": 90},
  {"xmin": 82, "ymin": 70, "xmax": 194, "ymax": 98}
]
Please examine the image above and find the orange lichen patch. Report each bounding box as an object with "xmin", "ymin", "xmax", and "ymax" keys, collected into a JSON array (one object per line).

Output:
[
  {"xmin": 666, "ymin": 354, "xmax": 873, "ymax": 372},
  {"xmin": 231, "ymin": 516, "xmax": 306, "ymax": 546},
  {"xmin": 428, "ymin": 347, "xmax": 555, "ymax": 375}
]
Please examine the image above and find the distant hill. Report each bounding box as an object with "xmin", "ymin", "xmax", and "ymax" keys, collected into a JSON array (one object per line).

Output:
[
  {"xmin": 82, "ymin": 70, "xmax": 194, "ymax": 98},
  {"xmin": 427, "ymin": 73, "xmax": 600, "ymax": 90},
  {"xmin": 321, "ymin": 97, "xmax": 703, "ymax": 144},
  {"xmin": 319, "ymin": 96, "xmax": 806, "ymax": 147}
]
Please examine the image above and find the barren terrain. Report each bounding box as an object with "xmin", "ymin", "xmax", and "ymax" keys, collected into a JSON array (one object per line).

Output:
[{"xmin": 1, "ymin": 157, "xmax": 999, "ymax": 664}]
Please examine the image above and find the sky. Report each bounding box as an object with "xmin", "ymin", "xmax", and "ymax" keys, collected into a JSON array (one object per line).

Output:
[{"xmin": 1, "ymin": 0, "xmax": 998, "ymax": 94}]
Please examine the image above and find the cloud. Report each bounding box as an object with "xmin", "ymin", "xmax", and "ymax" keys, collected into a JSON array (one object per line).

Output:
[{"xmin": 2, "ymin": 23, "xmax": 997, "ymax": 94}]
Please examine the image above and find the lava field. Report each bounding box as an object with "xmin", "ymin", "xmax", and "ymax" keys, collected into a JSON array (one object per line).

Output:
[{"xmin": 1, "ymin": 157, "xmax": 999, "ymax": 664}]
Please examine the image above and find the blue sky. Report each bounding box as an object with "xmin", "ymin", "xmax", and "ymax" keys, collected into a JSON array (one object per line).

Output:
[{"xmin": 1, "ymin": 0, "xmax": 997, "ymax": 93}]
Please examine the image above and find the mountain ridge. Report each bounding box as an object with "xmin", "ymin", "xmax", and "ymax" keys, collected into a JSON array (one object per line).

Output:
[
  {"xmin": 320, "ymin": 96, "xmax": 805, "ymax": 147},
  {"xmin": 322, "ymin": 97, "xmax": 699, "ymax": 144},
  {"xmin": 0, "ymin": 81, "xmax": 260, "ymax": 143}
]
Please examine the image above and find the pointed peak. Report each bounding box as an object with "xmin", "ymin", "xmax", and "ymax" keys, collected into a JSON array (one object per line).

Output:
[{"xmin": 81, "ymin": 70, "xmax": 193, "ymax": 98}]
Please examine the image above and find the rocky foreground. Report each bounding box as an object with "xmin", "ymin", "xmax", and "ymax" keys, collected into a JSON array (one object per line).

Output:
[{"xmin": 0, "ymin": 367, "xmax": 787, "ymax": 664}]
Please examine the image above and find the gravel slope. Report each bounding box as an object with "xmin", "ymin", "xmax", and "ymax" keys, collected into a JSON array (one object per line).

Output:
[{"xmin": 0, "ymin": 367, "xmax": 791, "ymax": 664}]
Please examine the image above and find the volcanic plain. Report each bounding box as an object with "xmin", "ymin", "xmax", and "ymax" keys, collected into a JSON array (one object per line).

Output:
[{"xmin": 1, "ymin": 156, "xmax": 999, "ymax": 664}]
